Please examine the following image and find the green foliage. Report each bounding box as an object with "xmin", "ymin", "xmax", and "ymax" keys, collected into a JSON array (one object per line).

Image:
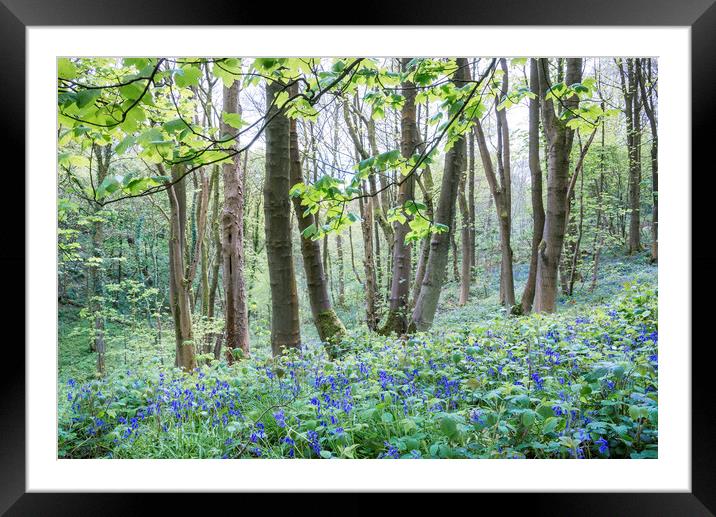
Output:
[{"xmin": 58, "ymin": 274, "xmax": 658, "ymax": 459}]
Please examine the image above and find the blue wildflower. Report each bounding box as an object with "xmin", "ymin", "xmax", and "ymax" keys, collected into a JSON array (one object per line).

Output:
[
  {"xmin": 307, "ymin": 430, "xmax": 321, "ymax": 455},
  {"xmin": 273, "ymin": 410, "xmax": 286, "ymax": 428},
  {"xmin": 382, "ymin": 441, "xmax": 399, "ymax": 459}
]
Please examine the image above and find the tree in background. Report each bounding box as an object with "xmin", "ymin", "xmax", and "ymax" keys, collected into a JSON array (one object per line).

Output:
[
  {"xmin": 617, "ymin": 58, "xmax": 643, "ymax": 255},
  {"xmin": 637, "ymin": 58, "xmax": 658, "ymax": 263},
  {"xmin": 520, "ymin": 58, "xmax": 545, "ymax": 314}
]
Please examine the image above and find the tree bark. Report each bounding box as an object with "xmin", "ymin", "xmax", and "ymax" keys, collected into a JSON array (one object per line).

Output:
[
  {"xmin": 358, "ymin": 190, "xmax": 380, "ymax": 330},
  {"xmin": 88, "ymin": 144, "xmax": 111, "ymax": 374},
  {"xmin": 264, "ymin": 78, "xmax": 301, "ymax": 355},
  {"xmin": 381, "ymin": 57, "xmax": 417, "ymax": 334},
  {"xmin": 410, "ymin": 58, "xmax": 469, "ymax": 331},
  {"xmin": 468, "ymin": 128, "xmax": 477, "ymax": 277},
  {"xmin": 288, "ymin": 101, "xmax": 346, "ymax": 351},
  {"xmin": 457, "ymin": 159, "xmax": 471, "ymax": 305},
  {"xmin": 165, "ymin": 163, "xmax": 197, "ymax": 371},
  {"xmin": 618, "ymin": 58, "xmax": 643, "ymax": 255},
  {"xmin": 534, "ymin": 58, "xmax": 583, "ymax": 313},
  {"xmin": 637, "ymin": 58, "xmax": 658, "ymax": 263},
  {"xmin": 474, "ymin": 107, "xmax": 515, "ymax": 307},
  {"xmin": 520, "ymin": 59, "xmax": 545, "ymax": 314},
  {"xmin": 207, "ymin": 165, "xmax": 221, "ymax": 319},
  {"xmin": 410, "ymin": 167, "xmax": 434, "ymax": 310},
  {"xmin": 221, "ymin": 80, "xmax": 250, "ymax": 362}
]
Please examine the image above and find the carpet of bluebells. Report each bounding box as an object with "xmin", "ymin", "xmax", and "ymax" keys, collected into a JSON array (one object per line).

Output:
[{"xmin": 58, "ymin": 280, "xmax": 657, "ymax": 460}]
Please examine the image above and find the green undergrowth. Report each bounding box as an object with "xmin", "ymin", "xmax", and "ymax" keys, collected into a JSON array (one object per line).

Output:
[{"xmin": 58, "ymin": 265, "xmax": 657, "ymax": 460}]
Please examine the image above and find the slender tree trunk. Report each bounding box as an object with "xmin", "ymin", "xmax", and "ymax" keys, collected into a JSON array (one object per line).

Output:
[
  {"xmin": 534, "ymin": 58, "xmax": 583, "ymax": 313},
  {"xmin": 359, "ymin": 191, "xmax": 379, "ymax": 330},
  {"xmin": 199, "ymin": 173, "xmax": 213, "ymax": 316},
  {"xmin": 288, "ymin": 105, "xmax": 346, "ymax": 350},
  {"xmin": 618, "ymin": 58, "xmax": 643, "ymax": 254},
  {"xmin": 410, "ymin": 146, "xmax": 434, "ymax": 309},
  {"xmin": 568, "ymin": 169, "xmax": 585, "ymax": 295},
  {"xmin": 495, "ymin": 58, "xmax": 515, "ymax": 307},
  {"xmin": 474, "ymin": 121, "xmax": 514, "ymax": 307},
  {"xmin": 451, "ymin": 232, "xmax": 459, "ymax": 282},
  {"xmin": 335, "ymin": 233, "xmax": 345, "ymax": 306},
  {"xmin": 88, "ymin": 144, "xmax": 111, "ymax": 374},
  {"xmin": 207, "ymin": 165, "xmax": 221, "ymax": 319},
  {"xmin": 342, "ymin": 102, "xmax": 381, "ymax": 330},
  {"xmin": 520, "ymin": 59, "xmax": 545, "ymax": 314},
  {"xmin": 165, "ymin": 164, "xmax": 197, "ymax": 371},
  {"xmin": 458, "ymin": 160, "xmax": 471, "ymax": 305},
  {"xmin": 381, "ymin": 58, "xmax": 417, "ymax": 335},
  {"xmin": 637, "ymin": 58, "xmax": 658, "ymax": 263},
  {"xmin": 410, "ymin": 59, "xmax": 469, "ymax": 331},
  {"xmin": 468, "ymin": 129, "xmax": 477, "ymax": 277},
  {"xmin": 264, "ymin": 78, "xmax": 301, "ymax": 355}
]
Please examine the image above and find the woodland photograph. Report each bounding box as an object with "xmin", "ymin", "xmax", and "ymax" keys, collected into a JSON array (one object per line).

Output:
[{"xmin": 57, "ymin": 56, "xmax": 658, "ymax": 460}]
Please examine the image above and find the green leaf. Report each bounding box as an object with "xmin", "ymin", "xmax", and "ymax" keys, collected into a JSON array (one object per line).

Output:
[
  {"xmin": 542, "ymin": 417, "xmax": 559, "ymax": 434},
  {"xmin": 174, "ymin": 65, "xmax": 202, "ymax": 88},
  {"xmin": 76, "ymin": 89, "xmax": 101, "ymax": 109},
  {"xmin": 433, "ymin": 223, "xmax": 449, "ymax": 234},
  {"xmin": 289, "ymin": 182, "xmax": 306, "ymax": 198},
  {"xmin": 222, "ymin": 112, "xmax": 245, "ymax": 130},
  {"xmin": 115, "ymin": 135, "xmax": 136, "ymax": 155},
  {"xmin": 58, "ymin": 58, "xmax": 77, "ymax": 79},
  {"xmin": 301, "ymin": 223, "xmax": 317, "ymax": 239},
  {"xmin": 522, "ymin": 410, "xmax": 536, "ymax": 428},
  {"xmin": 440, "ymin": 416, "xmax": 457, "ymax": 438},
  {"xmin": 96, "ymin": 175, "xmax": 123, "ymax": 199},
  {"xmin": 163, "ymin": 118, "xmax": 190, "ymax": 134}
]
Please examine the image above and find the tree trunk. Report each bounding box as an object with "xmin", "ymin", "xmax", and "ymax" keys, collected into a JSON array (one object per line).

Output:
[
  {"xmin": 207, "ymin": 165, "xmax": 221, "ymax": 319},
  {"xmin": 410, "ymin": 59, "xmax": 469, "ymax": 331},
  {"xmin": 534, "ymin": 58, "xmax": 583, "ymax": 313},
  {"xmin": 288, "ymin": 103, "xmax": 346, "ymax": 351},
  {"xmin": 335, "ymin": 233, "xmax": 345, "ymax": 306},
  {"xmin": 221, "ymin": 81, "xmax": 250, "ymax": 362},
  {"xmin": 342, "ymin": 101, "xmax": 380, "ymax": 331},
  {"xmin": 381, "ymin": 57, "xmax": 417, "ymax": 335},
  {"xmin": 457, "ymin": 161, "xmax": 471, "ymax": 305},
  {"xmin": 264, "ymin": 78, "xmax": 301, "ymax": 355},
  {"xmin": 474, "ymin": 116, "xmax": 515, "ymax": 308},
  {"xmin": 520, "ymin": 59, "xmax": 545, "ymax": 314},
  {"xmin": 359, "ymin": 189, "xmax": 380, "ymax": 330},
  {"xmin": 199, "ymin": 173, "xmax": 213, "ymax": 316},
  {"xmin": 637, "ymin": 58, "xmax": 658, "ymax": 263},
  {"xmin": 410, "ymin": 138, "xmax": 435, "ymax": 309},
  {"xmin": 568, "ymin": 169, "xmax": 585, "ymax": 296},
  {"xmin": 468, "ymin": 129, "xmax": 476, "ymax": 277},
  {"xmin": 88, "ymin": 144, "xmax": 111, "ymax": 374},
  {"xmin": 165, "ymin": 164, "xmax": 197, "ymax": 371},
  {"xmin": 618, "ymin": 58, "xmax": 643, "ymax": 255}
]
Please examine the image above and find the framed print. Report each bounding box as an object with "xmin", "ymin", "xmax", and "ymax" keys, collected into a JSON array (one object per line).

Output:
[{"xmin": 3, "ymin": 0, "xmax": 715, "ymax": 513}]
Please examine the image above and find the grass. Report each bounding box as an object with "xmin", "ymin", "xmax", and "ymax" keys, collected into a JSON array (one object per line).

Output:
[{"xmin": 57, "ymin": 254, "xmax": 657, "ymax": 459}]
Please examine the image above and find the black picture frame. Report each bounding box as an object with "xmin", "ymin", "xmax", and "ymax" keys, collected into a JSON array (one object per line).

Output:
[{"xmin": 3, "ymin": 1, "xmax": 713, "ymax": 514}]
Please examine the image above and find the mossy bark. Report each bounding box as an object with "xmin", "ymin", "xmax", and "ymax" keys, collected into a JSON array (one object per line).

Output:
[{"xmin": 315, "ymin": 310, "xmax": 348, "ymax": 358}]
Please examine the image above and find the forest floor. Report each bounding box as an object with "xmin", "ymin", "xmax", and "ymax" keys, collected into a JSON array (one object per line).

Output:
[{"xmin": 58, "ymin": 254, "xmax": 657, "ymax": 459}]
